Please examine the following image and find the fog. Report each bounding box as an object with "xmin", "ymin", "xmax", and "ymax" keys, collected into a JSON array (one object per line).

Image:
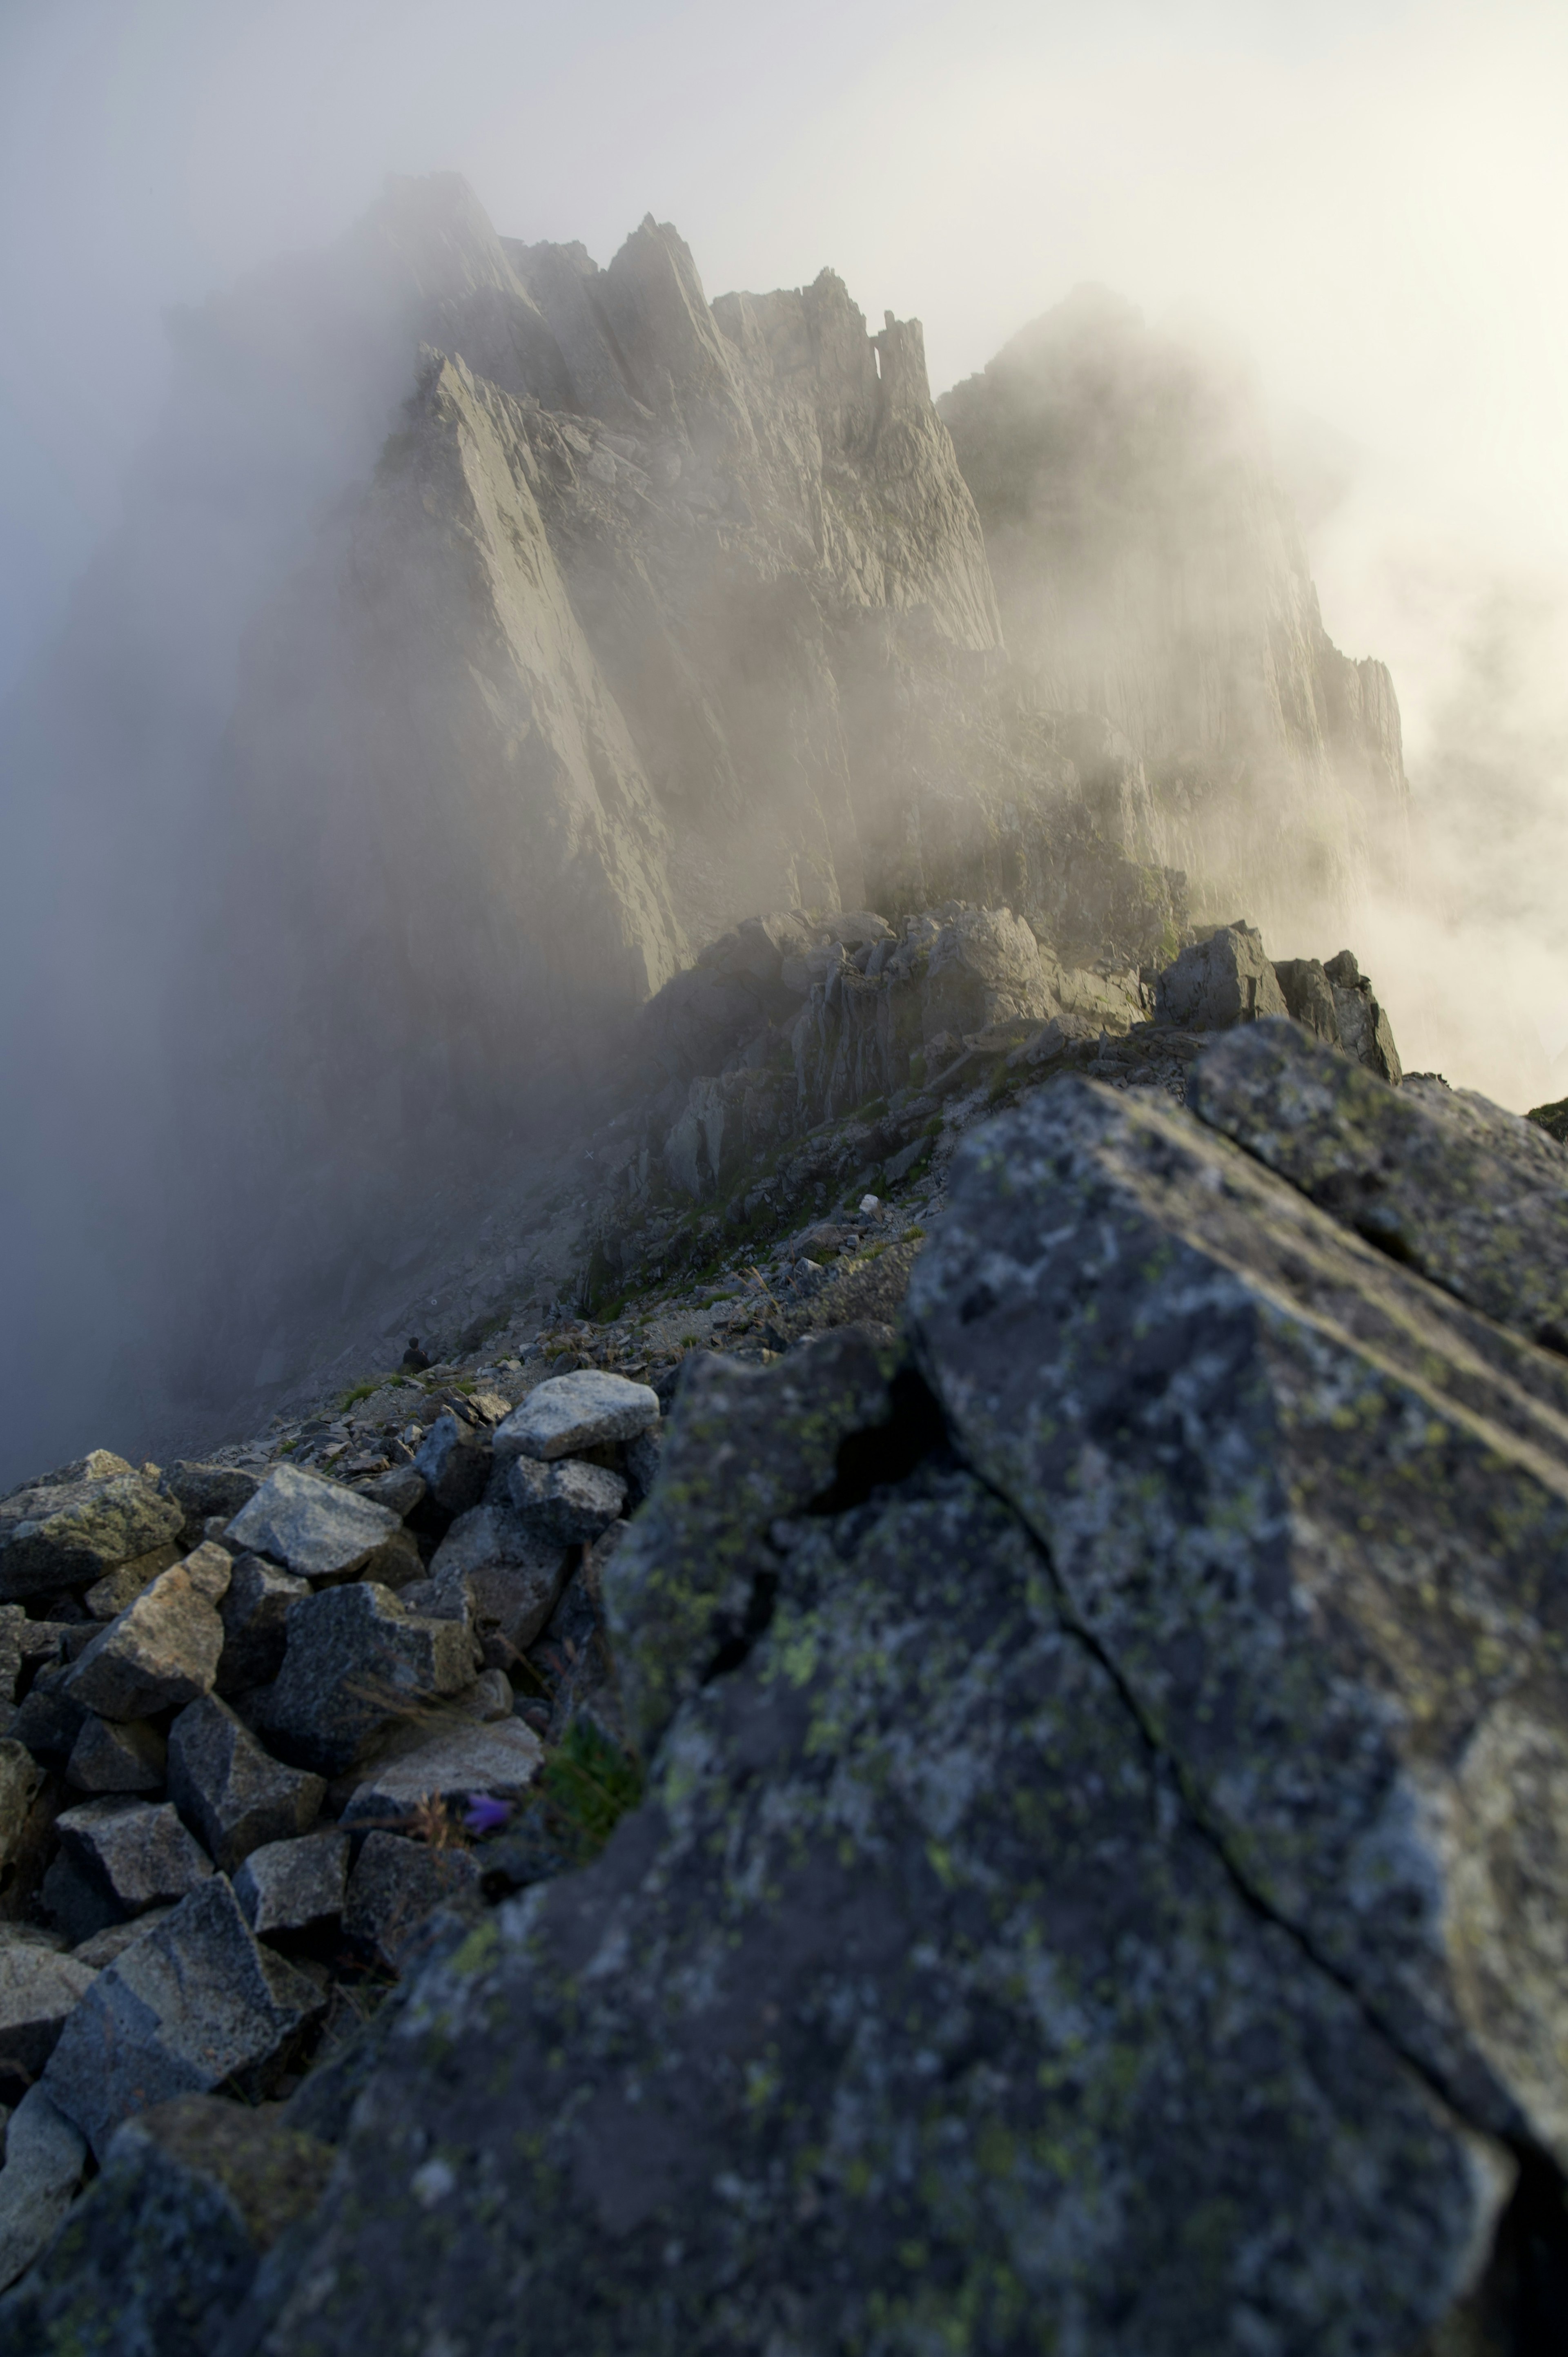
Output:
[{"xmin": 2, "ymin": 0, "xmax": 1566, "ymax": 1481}]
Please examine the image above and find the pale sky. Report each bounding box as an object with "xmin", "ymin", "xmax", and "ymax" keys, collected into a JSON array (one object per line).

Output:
[{"xmin": 4, "ymin": 0, "xmax": 1567, "ymax": 1096}]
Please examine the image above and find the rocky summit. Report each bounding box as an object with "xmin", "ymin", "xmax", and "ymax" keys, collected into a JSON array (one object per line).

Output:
[{"xmin": 0, "ymin": 914, "xmax": 1567, "ymax": 2352}]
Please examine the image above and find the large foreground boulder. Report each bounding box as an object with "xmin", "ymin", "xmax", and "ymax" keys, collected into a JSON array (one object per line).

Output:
[{"xmin": 204, "ymin": 1330, "xmax": 1520, "ymax": 2355}]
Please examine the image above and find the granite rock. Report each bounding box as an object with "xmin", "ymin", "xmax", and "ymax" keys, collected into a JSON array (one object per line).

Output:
[
  {"xmin": 910, "ymin": 1071, "xmax": 1568, "ymax": 2165},
  {"xmin": 341, "ymin": 1716, "xmax": 542, "ymax": 1828},
  {"xmin": 64, "ymin": 1543, "xmax": 230, "ymax": 1720},
  {"xmin": 422, "ymin": 1505, "xmax": 566, "ymax": 1662},
  {"xmin": 233, "ymin": 1829, "xmax": 350, "ymax": 1938},
  {"xmin": 42, "ymin": 1876, "xmax": 324, "ymax": 2159},
  {"xmin": 0, "ymin": 1944, "xmax": 97, "ymax": 2094},
  {"xmin": 216, "ymin": 1553, "xmax": 310, "ymax": 1695},
  {"xmin": 49, "ymin": 1798, "xmax": 212, "ymax": 1933},
  {"xmin": 224, "ymin": 1463, "xmax": 405, "ymax": 1584},
  {"xmin": 1154, "ymin": 919, "xmax": 1288, "ymax": 1029},
  {"xmin": 0, "ymin": 2087, "xmax": 87, "ymax": 2296},
  {"xmin": 0, "ymin": 1471, "xmax": 183, "ymax": 1603},
  {"xmin": 259, "ymin": 1582, "xmax": 479, "ymax": 1777},
  {"xmin": 65, "ymin": 1711, "xmax": 167, "ymax": 1794},
  {"xmin": 167, "ymin": 1695, "xmax": 325, "ymax": 1871},
  {"xmin": 341, "ymin": 1832, "xmax": 480, "ymax": 1971},
  {"xmin": 493, "ymin": 1370, "xmax": 660, "ymax": 1463},
  {"xmin": 412, "ymin": 1412, "xmax": 490, "ymax": 1515},
  {"xmin": 506, "ymin": 1453, "xmax": 626, "ymax": 1545}
]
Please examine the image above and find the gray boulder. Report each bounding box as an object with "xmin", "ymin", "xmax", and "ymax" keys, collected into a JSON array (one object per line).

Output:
[
  {"xmin": 1154, "ymin": 919, "xmax": 1288, "ymax": 1029},
  {"xmin": 604, "ymin": 1329, "xmax": 891, "ymax": 1751},
  {"xmin": 249, "ymin": 1420, "xmax": 1504, "ymax": 2356},
  {"xmin": 623, "ymin": 1422, "xmax": 663, "ymax": 1507},
  {"xmin": 0, "ymin": 2092, "xmax": 334, "ymax": 2347},
  {"xmin": 1189, "ymin": 1019, "xmax": 1568, "ymax": 1350},
  {"xmin": 233, "ymin": 1829, "xmax": 349, "ymax": 1938},
  {"xmin": 157, "ymin": 1460, "xmax": 260, "ymax": 1541},
  {"xmin": 223, "ymin": 1463, "xmax": 406, "ymax": 1583},
  {"xmin": 48, "ymin": 1799, "xmax": 212, "ymax": 1937},
  {"xmin": 65, "ymin": 1711, "xmax": 166, "ymax": 1794},
  {"xmin": 42, "ymin": 1876, "xmax": 323, "ymax": 2158},
  {"xmin": 71, "ymin": 1909, "xmax": 175, "ymax": 1969},
  {"xmin": 1323, "ymin": 948, "xmax": 1402, "ymax": 1082},
  {"xmin": 920, "ymin": 903, "xmax": 1055, "ymax": 1040},
  {"xmin": 166, "ymin": 1694, "xmax": 325, "ymax": 1871},
  {"xmin": 0, "ymin": 1469, "xmax": 182, "ymax": 1603},
  {"xmin": 909, "ymin": 1072, "xmax": 1568, "ymax": 2167},
  {"xmin": 215, "ymin": 1552, "xmax": 310, "ymax": 1693},
  {"xmin": 1272, "ymin": 954, "xmax": 1341, "ymax": 1044},
  {"xmin": 422, "ymin": 1505, "xmax": 566, "ymax": 1661},
  {"xmin": 412, "ymin": 1411, "xmax": 491, "ymax": 1514},
  {"xmin": 341, "ymin": 1716, "xmax": 542, "ymax": 1829},
  {"xmin": 341, "ymin": 1832, "xmax": 480, "ymax": 1971},
  {"xmin": 0, "ymin": 1944, "xmax": 97, "ymax": 2091},
  {"xmin": 507, "ymin": 1454, "xmax": 626, "ymax": 1544},
  {"xmin": 0, "ymin": 2087, "xmax": 87, "ymax": 2295},
  {"xmin": 82, "ymin": 1544, "xmax": 184, "ymax": 1622},
  {"xmin": 64, "ymin": 1542, "xmax": 230, "ymax": 1720},
  {"xmin": 259, "ymin": 1581, "xmax": 479, "ymax": 1777},
  {"xmin": 492, "ymin": 1369, "xmax": 659, "ymax": 1463}
]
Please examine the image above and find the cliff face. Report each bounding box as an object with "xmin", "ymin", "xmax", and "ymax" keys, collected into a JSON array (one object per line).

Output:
[{"xmin": 940, "ymin": 286, "xmax": 1408, "ymax": 930}]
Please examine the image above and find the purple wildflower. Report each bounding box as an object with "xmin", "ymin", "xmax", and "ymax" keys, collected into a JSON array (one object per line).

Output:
[{"xmin": 462, "ymin": 1792, "xmax": 513, "ymax": 1838}]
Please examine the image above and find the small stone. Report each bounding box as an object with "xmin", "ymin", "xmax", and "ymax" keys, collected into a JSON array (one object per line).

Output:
[
  {"xmin": 49, "ymin": 1798, "xmax": 212, "ymax": 1931},
  {"xmin": 506, "ymin": 1454, "xmax": 626, "ymax": 1544},
  {"xmin": 9, "ymin": 1675, "xmax": 85, "ymax": 1771},
  {"xmin": 223, "ymin": 1463, "xmax": 405, "ymax": 1583},
  {"xmin": 0, "ymin": 1470, "xmax": 184, "ymax": 1603},
  {"xmin": 0, "ymin": 1945, "xmax": 97, "ymax": 2094},
  {"xmin": 71, "ymin": 1909, "xmax": 176, "ymax": 1968},
  {"xmin": 42, "ymin": 1876, "xmax": 324, "ymax": 2158},
  {"xmin": 65, "ymin": 1712, "xmax": 167, "ymax": 1794},
  {"xmin": 412, "ymin": 1412, "xmax": 490, "ymax": 1514},
  {"xmin": 354, "ymin": 1466, "xmax": 426, "ymax": 1518},
  {"xmin": 215, "ymin": 1552, "xmax": 310, "ymax": 1694},
  {"xmin": 233, "ymin": 1829, "xmax": 349, "ymax": 1938},
  {"xmin": 492, "ymin": 1370, "xmax": 659, "ymax": 1463},
  {"xmin": 82, "ymin": 1541, "xmax": 184, "ymax": 1621},
  {"xmin": 341, "ymin": 1832, "xmax": 480, "ymax": 1971},
  {"xmin": 342, "ymin": 1716, "xmax": 543, "ymax": 1828},
  {"xmin": 63, "ymin": 1545, "xmax": 229, "ymax": 1720},
  {"xmin": 158, "ymin": 1461, "xmax": 261, "ymax": 1541},
  {"xmin": 258, "ymin": 1582, "xmax": 479, "ymax": 1777},
  {"xmin": 167, "ymin": 1695, "xmax": 325, "ymax": 1871},
  {"xmin": 0, "ymin": 2086, "xmax": 87, "ymax": 2292},
  {"xmin": 421, "ymin": 1505, "xmax": 566, "ymax": 1661}
]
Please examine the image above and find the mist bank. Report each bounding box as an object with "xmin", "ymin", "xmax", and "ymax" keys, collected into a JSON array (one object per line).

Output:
[{"xmin": 0, "ymin": 174, "xmax": 1425, "ymax": 1488}]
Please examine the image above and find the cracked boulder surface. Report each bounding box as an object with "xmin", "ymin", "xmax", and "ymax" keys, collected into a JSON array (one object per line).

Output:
[{"xmin": 911, "ymin": 1070, "xmax": 1568, "ymax": 2172}]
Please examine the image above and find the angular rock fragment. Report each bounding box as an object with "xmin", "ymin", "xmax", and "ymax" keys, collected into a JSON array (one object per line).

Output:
[
  {"xmin": 412, "ymin": 1411, "xmax": 490, "ymax": 1514},
  {"xmin": 0, "ymin": 2093, "xmax": 335, "ymax": 2344},
  {"xmin": 0, "ymin": 1469, "xmax": 183, "ymax": 1603},
  {"xmin": 233, "ymin": 1829, "xmax": 349, "ymax": 1938},
  {"xmin": 7, "ymin": 1672, "xmax": 83, "ymax": 1772},
  {"xmin": 507, "ymin": 1453, "xmax": 626, "ymax": 1543},
  {"xmin": 167, "ymin": 1694, "xmax": 325, "ymax": 1871},
  {"xmin": 216, "ymin": 1551, "xmax": 310, "ymax": 1694},
  {"xmin": 63, "ymin": 1543, "xmax": 229, "ymax": 1719},
  {"xmin": 256, "ymin": 1457, "xmax": 1507, "ymax": 2357},
  {"xmin": 0, "ymin": 1944, "xmax": 97, "ymax": 2095},
  {"xmin": 1324, "ymin": 948, "xmax": 1402, "ymax": 1082},
  {"xmin": 341, "ymin": 1832, "xmax": 479, "ymax": 1971},
  {"xmin": 1272, "ymin": 954, "xmax": 1341, "ymax": 1044},
  {"xmin": 1189, "ymin": 1019, "xmax": 1568, "ymax": 1350},
  {"xmin": 341, "ymin": 1717, "xmax": 542, "ymax": 1828},
  {"xmin": 70, "ymin": 1908, "xmax": 174, "ymax": 1969},
  {"xmin": 604, "ymin": 1328, "xmax": 891, "ymax": 1749},
  {"xmin": 49, "ymin": 1798, "xmax": 212, "ymax": 1935},
  {"xmin": 158, "ymin": 1460, "xmax": 260, "ymax": 1541},
  {"xmin": 493, "ymin": 1369, "xmax": 659, "ymax": 1463},
  {"xmin": 354, "ymin": 1465, "xmax": 426, "ymax": 1518},
  {"xmin": 422, "ymin": 1505, "xmax": 565, "ymax": 1662},
  {"xmin": 910, "ymin": 1071, "xmax": 1568, "ymax": 2166},
  {"xmin": 81, "ymin": 1541, "xmax": 186, "ymax": 1621},
  {"xmin": 42, "ymin": 1876, "xmax": 323, "ymax": 2158},
  {"xmin": 65, "ymin": 1711, "xmax": 166, "ymax": 1793},
  {"xmin": 259, "ymin": 1581, "xmax": 478, "ymax": 1776},
  {"xmin": 623, "ymin": 1423, "xmax": 663, "ymax": 1507},
  {"xmin": 223, "ymin": 1462, "xmax": 405, "ymax": 1583},
  {"xmin": 1154, "ymin": 918, "xmax": 1288, "ymax": 1030},
  {"xmin": 0, "ymin": 2086, "xmax": 87, "ymax": 2294}
]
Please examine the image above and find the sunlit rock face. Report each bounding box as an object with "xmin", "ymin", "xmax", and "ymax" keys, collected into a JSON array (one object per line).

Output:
[{"xmin": 940, "ymin": 285, "xmax": 1409, "ymax": 933}]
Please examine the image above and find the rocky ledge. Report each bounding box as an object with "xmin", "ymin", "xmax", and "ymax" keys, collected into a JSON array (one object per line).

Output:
[{"xmin": 2, "ymin": 937, "xmax": 1567, "ymax": 2349}]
